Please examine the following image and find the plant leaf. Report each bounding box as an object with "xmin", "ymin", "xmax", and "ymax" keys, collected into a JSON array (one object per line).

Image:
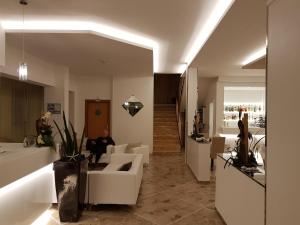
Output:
[
  {"xmin": 62, "ymin": 111, "xmax": 74, "ymax": 157},
  {"xmin": 53, "ymin": 120, "xmax": 67, "ymax": 158},
  {"xmin": 78, "ymin": 125, "xmax": 86, "ymax": 155},
  {"xmin": 69, "ymin": 121, "xmax": 78, "ymax": 155}
]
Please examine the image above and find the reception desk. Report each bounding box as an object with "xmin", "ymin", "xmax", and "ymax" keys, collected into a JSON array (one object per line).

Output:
[
  {"xmin": 186, "ymin": 137, "xmax": 211, "ymax": 182},
  {"xmin": 0, "ymin": 143, "xmax": 58, "ymax": 225},
  {"xmin": 215, "ymin": 154, "xmax": 265, "ymax": 225}
]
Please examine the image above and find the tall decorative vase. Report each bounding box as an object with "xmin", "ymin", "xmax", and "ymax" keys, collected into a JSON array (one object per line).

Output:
[{"xmin": 53, "ymin": 159, "xmax": 88, "ymax": 222}]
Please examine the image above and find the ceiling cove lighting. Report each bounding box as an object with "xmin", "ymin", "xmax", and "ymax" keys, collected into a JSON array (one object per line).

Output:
[
  {"xmin": 241, "ymin": 47, "xmax": 267, "ymax": 66},
  {"xmin": 18, "ymin": 0, "xmax": 28, "ymax": 81},
  {"xmin": 1, "ymin": 20, "xmax": 160, "ymax": 72},
  {"xmin": 183, "ymin": 0, "xmax": 235, "ymax": 67}
]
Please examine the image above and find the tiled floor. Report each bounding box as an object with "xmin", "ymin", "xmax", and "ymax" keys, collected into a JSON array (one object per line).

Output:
[{"xmin": 47, "ymin": 153, "xmax": 225, "ymax": 225}]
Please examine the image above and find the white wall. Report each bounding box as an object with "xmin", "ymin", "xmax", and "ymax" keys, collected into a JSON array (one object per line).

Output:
[
  {"xmin": 112, "ymin": 76, "xmax": 153, "ymax": 152},
  {"xmin": 44, "ymin": 68, "xmax": 70, "ymax": 140},
  {"xmin": 0, "ymin": 40, "xmax": 71, "ymax": 138},
  {"xmin": 186, "ymin": 67, "xmax": 198, "ymax": 136},
  {"xmin": 198, "ymin": 77, "xmax": 217, "ymax": 135},
  {"xmin": 267, "ymin": 1, "xmax": 300, "ymax": 224},
  {"xmin": 0, "ymin": 42, "xmax": 57, "ymax": 86},
  {"xmin": 0, "ymin": 25, "xmax": 5, "ymax": 66},
  {"xmin": 2, "ymin": 33, "xmax": 154, "ymax": 151},
  {"xmin": 224, "ymin": 88, "xmax": 265, "ymax": 104},
  {"xmin": 71, "ymin": 75, "xmax": 112, "ymax": 134}
]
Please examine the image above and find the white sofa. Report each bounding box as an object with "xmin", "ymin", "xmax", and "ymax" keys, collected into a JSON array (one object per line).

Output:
[
  {"xmin": 86, "ymin": 153, "xmax": 143, "ymax": 205},
  {"xmin": 110, "ymin": 144, "xmax": 150, "ymax": 165},
  {"xmin": 130, "ymin": 145, "xmax": 150, "ymax": 165}
]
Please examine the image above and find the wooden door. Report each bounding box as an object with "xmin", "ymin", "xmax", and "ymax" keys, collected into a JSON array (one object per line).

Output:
[{"xmin": 85, "ymin": 100, "xmax": 110, "ymax": 139}]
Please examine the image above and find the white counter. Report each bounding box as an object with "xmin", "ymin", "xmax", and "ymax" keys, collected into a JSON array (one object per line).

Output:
[
  {"xmin": 186, "ymin": 137, "xmax": 211, "ymax": 182},
  {"xmin": 215, "ymin": 155, "xmax": 265, "ymax": 225},
  {"xmin": 0, "ymin": 143, "xmax": 58, "ymax": 225}
]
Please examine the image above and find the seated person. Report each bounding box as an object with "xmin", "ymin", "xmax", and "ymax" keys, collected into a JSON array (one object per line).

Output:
[{"xmin": 87, "ymin": 128, "xmax": 115, "ymax": 164}]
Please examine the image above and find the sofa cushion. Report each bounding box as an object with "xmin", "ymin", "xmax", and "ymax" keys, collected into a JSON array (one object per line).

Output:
[
  {"xmin": 118, "ymin": 161, "xmax": 133, "ymax": 171},
  {"xmin": 126, "ymin": 142, "xmax": 142, "ymax": 153},
  {"xmin": 103, "ymin": 163, "xmax": 124, "ymax": 172},
  {"xmin": 113, "ymin": 144, "xmax": 128, "ymax": 154}
]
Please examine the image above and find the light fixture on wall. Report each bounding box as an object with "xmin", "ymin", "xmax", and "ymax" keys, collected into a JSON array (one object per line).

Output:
[{"xmin": 18, "ymin": 0, "xmax": 28, "ymax": 81}]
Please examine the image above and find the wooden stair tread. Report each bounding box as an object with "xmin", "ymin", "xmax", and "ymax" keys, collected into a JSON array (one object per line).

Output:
[{"xmin": 153, "ymin": 104, "xmax": 181, "ymax": 153}]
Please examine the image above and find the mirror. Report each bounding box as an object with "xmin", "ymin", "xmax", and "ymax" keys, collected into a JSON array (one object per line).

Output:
[{"xmin": 122, "ymin": 95, "xmax": 144, "ymax": 117}]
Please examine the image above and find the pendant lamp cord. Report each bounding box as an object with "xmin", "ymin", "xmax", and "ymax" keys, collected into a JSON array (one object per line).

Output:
[{"xmin": 22, "ymin": 3, "xmax": 25, "ymax": 62}]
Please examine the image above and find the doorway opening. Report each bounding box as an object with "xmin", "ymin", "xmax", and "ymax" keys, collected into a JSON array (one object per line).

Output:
[{"xmin": 153, "ymin": 74, "xmax": 185, "ymax": 153}]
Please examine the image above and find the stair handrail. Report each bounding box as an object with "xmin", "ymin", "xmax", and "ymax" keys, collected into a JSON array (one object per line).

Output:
[{"xmin": 176, "ymin": 76, "xmax": 185, "ymax": 147}]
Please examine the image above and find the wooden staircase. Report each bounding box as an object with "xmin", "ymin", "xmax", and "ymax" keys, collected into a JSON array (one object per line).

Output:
[{"xmin": 154, "ymin": 104, "xmax": 181, "ymax": 153}]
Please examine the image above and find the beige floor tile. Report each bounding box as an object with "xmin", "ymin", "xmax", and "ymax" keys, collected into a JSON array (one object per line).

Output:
[
  {"xmin": 171, "ymin": 207, "xmax": 226, "ymax": 225},
  {"xmin": 47, "ymin": 153, "xmax": 223, "ymax": 225}
]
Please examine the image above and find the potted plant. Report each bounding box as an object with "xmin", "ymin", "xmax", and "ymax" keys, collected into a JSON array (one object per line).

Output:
[
  {"xmin": 36, "ymin": 111, "xmax": 54, "ymax": 147},
  {"xmin": 53, "ymin": 112, "xmax": 87, "ymax": 222}
]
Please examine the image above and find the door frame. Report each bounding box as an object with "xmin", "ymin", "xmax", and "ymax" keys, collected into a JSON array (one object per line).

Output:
[{"xmin": 85, "ymin": 99, "xmax": 111, "ymax": 137}]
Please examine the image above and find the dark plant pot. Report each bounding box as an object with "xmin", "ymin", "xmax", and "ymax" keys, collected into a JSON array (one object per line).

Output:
[{"xmin": 53, "ymin": 158, "xmax": 88, "ymax": 222}]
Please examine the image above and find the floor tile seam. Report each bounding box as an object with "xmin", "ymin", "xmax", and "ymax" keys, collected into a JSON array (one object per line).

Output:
[
  {"xmin": 165, "ymin": 206, "xmax": 205, "ymax": 225},
  {"xmin": 139, "ymin": 181, "xmax": 195, "ymax": 201},
  {"xmin": 133, "ymin": 212, "xmax": 160, "ymax": 225}
]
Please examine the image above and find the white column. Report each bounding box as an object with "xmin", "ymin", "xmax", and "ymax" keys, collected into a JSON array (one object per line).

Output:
[
  {"xmin": 0, "ymin": 25, "xmax": 5, "ymax": 67},
  {"xmin": 267, "ymin": 1, "xmax": 300, "ymax": 225},
  {"xmin": 186, "ymin": 67, "xmax": 198, "ymax": 136}
]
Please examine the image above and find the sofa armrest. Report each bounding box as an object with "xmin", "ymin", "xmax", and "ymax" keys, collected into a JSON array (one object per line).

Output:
[
  {"xmin": 131, "ymin": 145, "xmax": 149, "ymax": 165},
  {"xmin": 113, "ymin": 144, "xmax": 128, "ymax": 154},
  {"xmin": 106, "ymin": 145, "xmax": 113, "ymax": 154}
]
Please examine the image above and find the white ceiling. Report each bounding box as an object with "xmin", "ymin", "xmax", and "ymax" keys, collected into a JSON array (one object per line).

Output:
[
  {"xmin": 0, "ymin": 0, "xmax": 267, "ymax": 77},
  {"xmin": 0, "ymin": 0, "xmax": 228, "ymax": 74},
  {"xmin": 6, "ymin": 33, "xmax": 153, "ymax": 77},
  {"xmin": 191, "ymin": 0, "xmax": 267, "ymax": 77}
]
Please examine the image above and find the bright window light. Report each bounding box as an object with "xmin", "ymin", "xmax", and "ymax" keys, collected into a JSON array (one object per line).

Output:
[
  {"xmin": 0, "ymin": 163, "xmax": 53, "ymax": 197},
  {"xmin": 1, "ymin": 20, "xmax": 159, "ymax": 72},
  {"xmin": 184, "ymin": 0, "xmax": 235, "ymax": 66},
  {"xmin": 241, "ymin": 47, "xmax": 266, "ymax": 66}
]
